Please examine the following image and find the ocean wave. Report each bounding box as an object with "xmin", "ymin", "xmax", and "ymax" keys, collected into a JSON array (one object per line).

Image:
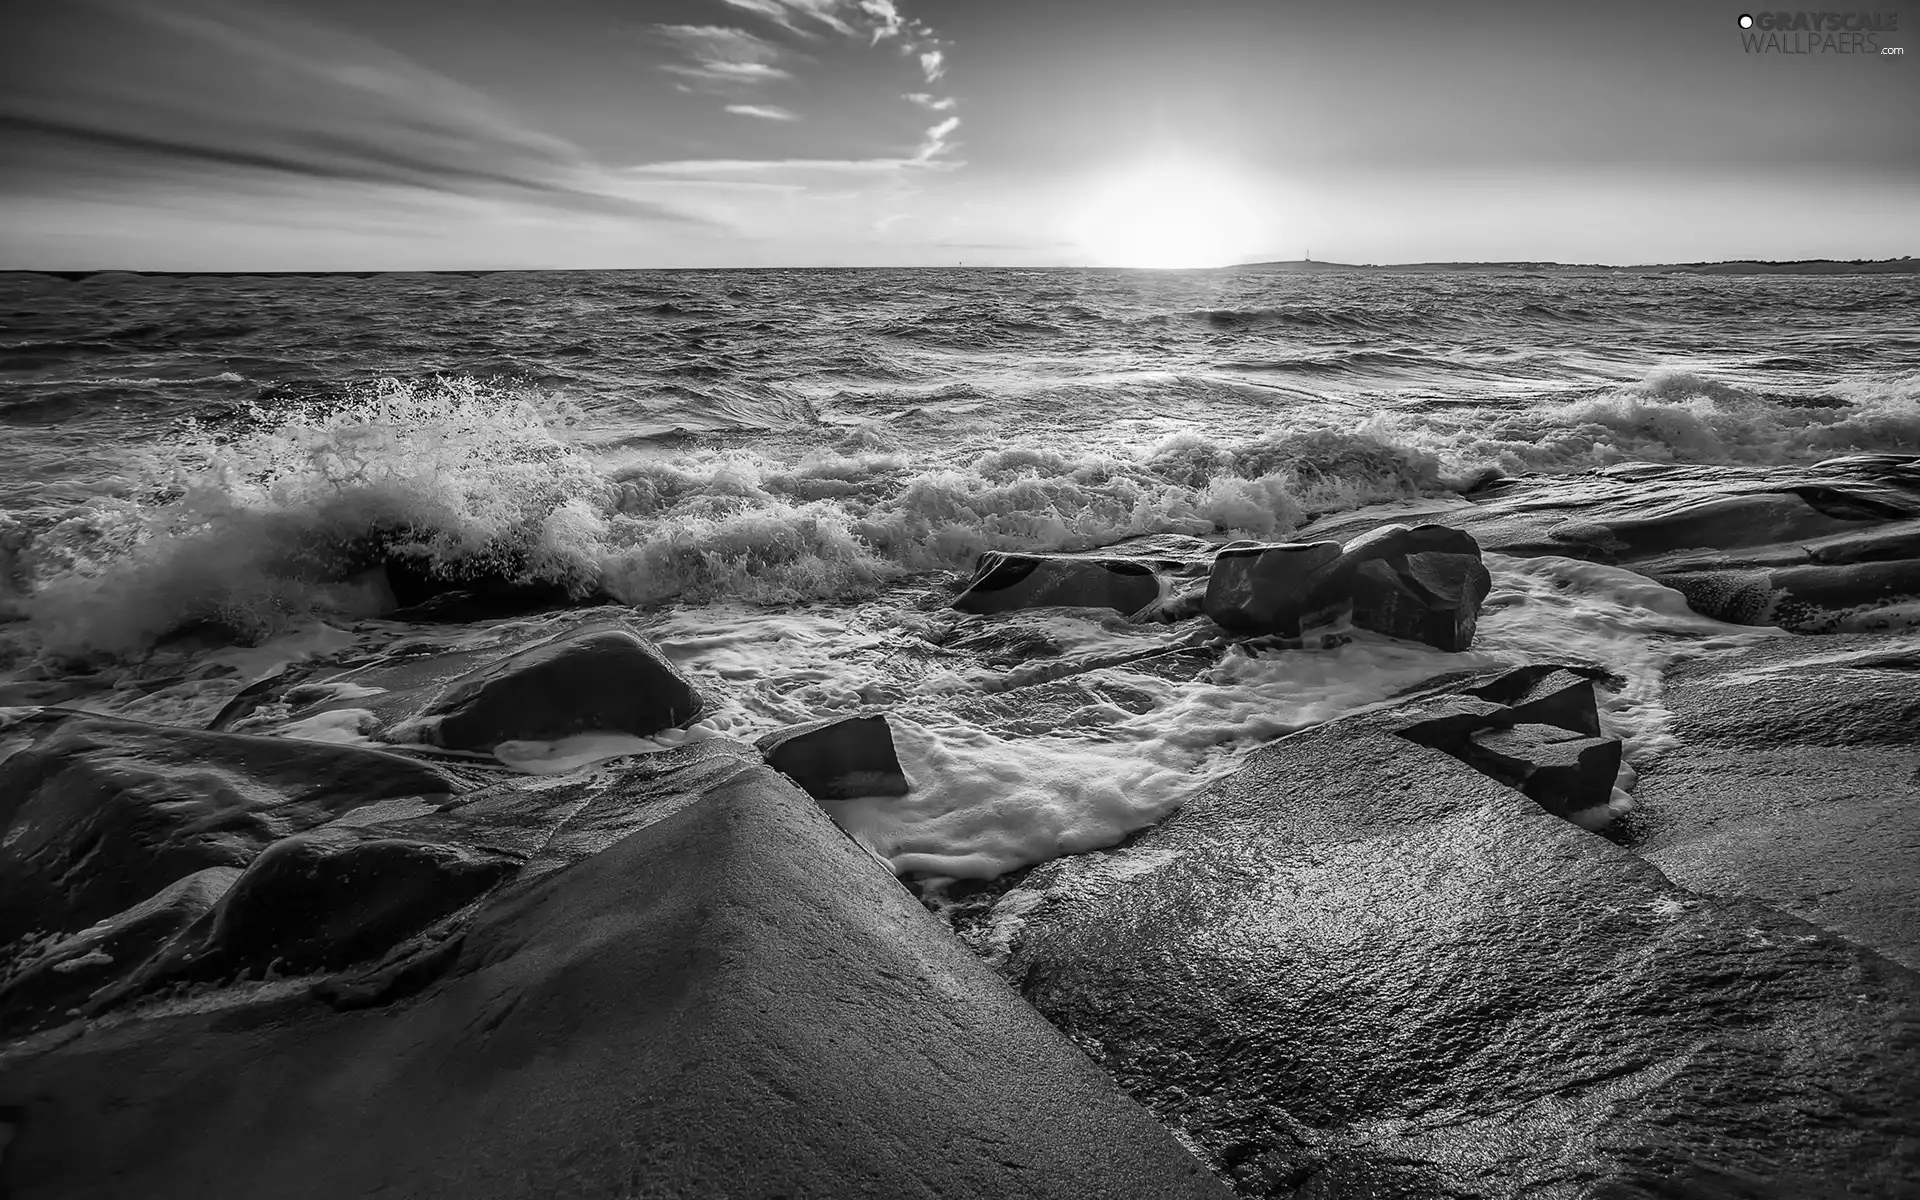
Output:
[{"xmin": 5, "ymin": 376, "xmax": 1465, "ymax": 658}]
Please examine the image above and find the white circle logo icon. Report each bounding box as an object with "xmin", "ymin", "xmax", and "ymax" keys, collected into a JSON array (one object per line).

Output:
[{"xmin": 1738, "ymin": 13, "xmax": 1754, "ymax": 26}]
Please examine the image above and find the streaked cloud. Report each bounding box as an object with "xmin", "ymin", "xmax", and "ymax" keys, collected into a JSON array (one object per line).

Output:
[
  {"xmin": 725, "ymin": 104, "xmax": 800, "ymax": 121},
  {"xmin": 915, "ymin": 116, "xmax": 960, "ymax": 163},
  {"xmin": 656, "ymin": 24, "xmax": 792, "ymax": 87},
  {"xmin": 0, "ymin": 0, "xmax": 714, "ymax": 226},
  {"xmin": 917, "ymin": 48, "xmax": 945, "ymax": 82},
  {"xmin": 905, "ymin": 93, "xmax": 956, "ymax": 111}
]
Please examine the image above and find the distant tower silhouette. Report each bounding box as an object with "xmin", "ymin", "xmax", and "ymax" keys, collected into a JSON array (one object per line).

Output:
[{"xmin": 1305, "ymin": 249, "xmax": 1311, "ymax": 263}]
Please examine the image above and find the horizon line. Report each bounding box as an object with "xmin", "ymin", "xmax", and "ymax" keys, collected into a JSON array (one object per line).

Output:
[{"xmin": 4, "ymin": 255, "xmax": 1917, "ymax": 279}]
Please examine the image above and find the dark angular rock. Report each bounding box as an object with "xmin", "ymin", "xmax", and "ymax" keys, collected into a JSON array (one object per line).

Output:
[
  {"xmin": 0, "ymin": 715, "xmax": 455, "ymax": 947},
  {"xmin": 1310, "ymin": 523, "xmax": 1493, "ymax": 651},
  {"xmin": 0, "ymin": 764, "xmax": 1230, "ymax": 1200},
  {"xmin": 1462, "ymin": 664, "xmax": 1611, "ymax": 737},
  {"xmin": 1201, "ymin": 540, "xmax": 1344, "ymax": 633},
  {"xmin": 988, "ymin": 716, "xmax": 1920, "ymax": 1198},
  {"xmin": 756, "ymin": 714, "xmax": 909, "ymax": 800},
  {"xmin": 410, "ymin": 619, "xmax": 702, "ymax": 752},
  {"xmin": 1465, "ymin": 723, "xmax": 1622, "ymax": 819},
  {"xmin": 1201, "ymin": 527, "xmax": 1492, "ymax": 650},
  {"xmin": 953, "ymin": 551, "xmax": 1163, "ymax": 616}
]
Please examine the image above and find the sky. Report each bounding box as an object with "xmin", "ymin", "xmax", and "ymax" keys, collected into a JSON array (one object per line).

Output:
[{"xmin": 1, "ymin": 0, "xmax": 1914, "ymax": 269}]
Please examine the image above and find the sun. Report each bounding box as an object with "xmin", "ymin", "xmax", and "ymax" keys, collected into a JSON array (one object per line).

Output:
[{"xmin": 1072, "ymin": 159, "xmax": 1267, "ymax": 269}]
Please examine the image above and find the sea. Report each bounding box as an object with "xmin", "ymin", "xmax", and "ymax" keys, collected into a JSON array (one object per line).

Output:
[{"xmin": 3, "ymin": 267, "xmax": 1917, "ymax": 881}]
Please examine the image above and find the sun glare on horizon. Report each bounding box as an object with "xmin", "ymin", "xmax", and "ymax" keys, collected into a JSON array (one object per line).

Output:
[{"xmin": 1071, "ymin": 160, "xmax": 1270, "ymax": 269}]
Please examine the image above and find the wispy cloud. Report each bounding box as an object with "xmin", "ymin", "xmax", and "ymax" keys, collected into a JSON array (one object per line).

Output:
[
  {"xmin": 905, "ymin": 92, "xmax": 955, "ymax": 111},
  {"xmin": 725, "ymin": 104, "xmax": 800, "ymax": 121},
  {"xmin": 656, "ymin": 24, "xmax": 792, "ymax": 87},
  {"xmin": 917, "ymin": 48, "xmax": 945, "ymax": 82},
  {"xmin": 915, "ymin": 116, "xmax": 960, "ymax": 163},
  {"xmin": 1, "ymin": 0, "xmax": 714, "ymax": 227}
]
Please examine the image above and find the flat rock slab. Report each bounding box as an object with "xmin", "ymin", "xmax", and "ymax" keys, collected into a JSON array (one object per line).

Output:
[
  {"xmin": 1, "ymin": 763, "xmax": 1229, "ymax": 1200},
  {"xmin": 1621, "ymin": 630, "xmax": 1920, "ymax": 969},
  {"xmin": 985, "ymin": 716, "xmax": 1920, "ymax": 1198}
]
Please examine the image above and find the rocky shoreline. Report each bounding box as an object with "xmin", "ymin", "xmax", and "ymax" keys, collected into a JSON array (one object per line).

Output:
[{"xmin": 2, "ymin": 454, "xmax": 1917, "ymax": 1198}]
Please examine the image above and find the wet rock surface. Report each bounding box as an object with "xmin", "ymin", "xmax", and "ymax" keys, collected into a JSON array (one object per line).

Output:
[
  {"xmin": 0, "ymin": 713, "xmax": 455, "ymax": 948},
  {"xmin": 0, "ymin": 760, "xmax": 1229, "ymax": 1200},
  {"xmin": 983, "ymin": 712, "xmax": 1920, "ymax": 1198},
  {"xmin": 1617, "ymin": 630, "xmax": 1920, "ymax": 969}
]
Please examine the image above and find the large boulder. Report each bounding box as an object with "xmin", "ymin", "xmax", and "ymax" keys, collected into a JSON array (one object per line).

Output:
[
  {"xmin": 953, "ymin": 551, "xmax": 1163, "ymax": 616},
  {"xmin": 1202, "ymin": 524, "xmax": 1492, "ymax": 651},
  {"xmin": 1318, "ymin": 523, "xmax": 1492, "ymax": 651},
  {"xmin": 0, "ymin": 761, "xmax": 1230, "ymax": 1200},
  {"xmin": 1201, "ymin": 540, "xmax": 1342, "ymax": 632},
  {"xmin": 756, "ymin": 714, "xmax": 910, "ymax": 800},
  {"xmin": 0, "ymin": 714, "xmax": 456, "ymax": 948},
  {"xmin": 404, "ymin": 619, "xmax": 703, "ymax": 752},
  {"xmin": 979, "ymin": 712, "xmax": 1920, "ymax": 1198}
]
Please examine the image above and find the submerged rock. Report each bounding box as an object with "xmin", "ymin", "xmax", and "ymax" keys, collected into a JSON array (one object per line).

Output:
[
  {"xmin": 0, "ymin": 759, "xmax": 1229, "ymax": 1200},
  {"xmin": 953, "ymin": 551, "xmax": 1163, "ymax": 616},
  {"xmin": 406, "ymin": 619, "xmax": 702, "ymax": 752},
  {"xmin": 756, "ymin": 714, "xmax": 909, "ymax": 800},
  {"xmin": 986, "ymin": 713, "xmax": 1920, "ymax": 1198}
]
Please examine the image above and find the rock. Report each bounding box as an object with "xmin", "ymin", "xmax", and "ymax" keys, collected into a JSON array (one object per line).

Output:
[
  {"xmin": 1465, "ymin": 723, "xmax": 1622, "ymax": 820},
  {"xmin": 1394, "ymin": 665, "xmax": 1622, "ymax": 822},
  {"xmin": 407, "ymin": 619, "xmax": 702, "ymax": 752},
  {"xmin": 1201, "ymin": 540, "xmax": 1343, "ymax": 632},
  {"xmin": 0, "ymin": 763, "xmax": 1230, "ymax": 1200},
  {"xmin": 1311, "ymin": 524, "xmax": 1492, "ymax": 651},
  {"xmin": 756, "ymin": 714, "xmax": 909, "ymax": 800},
  {"xmin": 162, "ymin": 827, "xmax": 520, "ymax": 981},
  {"xmin": 985, "ymin": 714, "xmax": 1920, "ymax": 1198},
  {"xmin": 1201, "ymin": 526, "xmax": 1491, "ymax": 650},
  {"xmin": 953, "ymin": 551, "xmax": 1163, "ymax": 616},
  {"xmin": 1617, "ymin": 630, "xmax": 1920, "ymax": 969},
  {"xmin": 0, "ymin": 714, "xmax": 456, "ymax": 948},
  {"xmin": 1293, "ymin": 456, "xmax": 1920, "ymax": 631},
  {"xmin": 1461, "ymin": 663, "xmax": 1611, "ymax": 736},
  {"xmin": 0, "ymin": 867, "xmax": 238, "ymax": 1037}
]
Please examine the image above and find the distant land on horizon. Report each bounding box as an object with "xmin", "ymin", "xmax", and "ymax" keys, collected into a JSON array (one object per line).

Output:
[{"xmin": 3, "ymin": 258, "xmax": 1917, "ymax": 282}]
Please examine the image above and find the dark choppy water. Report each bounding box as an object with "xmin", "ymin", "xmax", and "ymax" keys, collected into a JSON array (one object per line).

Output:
[{"xmin": 1, "ymin": 267, "xmax": 1915, "ymax": 876}]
